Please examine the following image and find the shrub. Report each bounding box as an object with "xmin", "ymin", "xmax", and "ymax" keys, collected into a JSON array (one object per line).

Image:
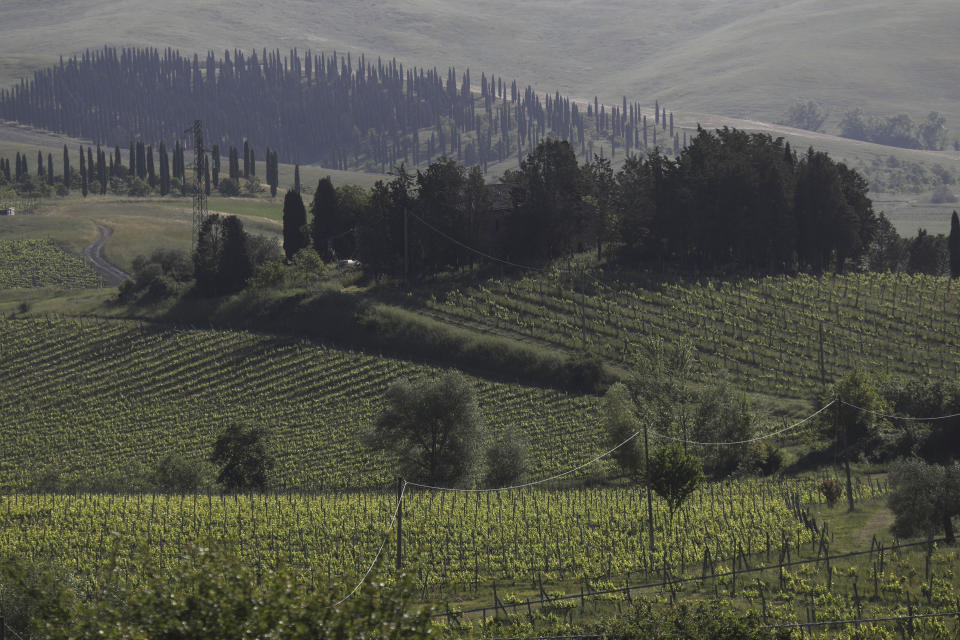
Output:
[
  {"xmin": 218, "ymin": 177, "xmax": 240, "ymax": 196},
  {"xmin": 819, "ymin": 478, "xmax": 844, "ymax": 508},
  {"xmin": 153, "ymin": 452, "xmax": 203, "ymax": 493},
  {"xmin": 931, "ymin": 184, "xmax": 958, "ymax": 204},
  {"xmin": 484, "ymin": 429, "xmax": 528, "ymax": 487}
]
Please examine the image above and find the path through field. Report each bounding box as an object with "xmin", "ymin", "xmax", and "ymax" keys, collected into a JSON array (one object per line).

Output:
[{"xmin": 83, "ymin": 224, "xmax": 129, "ymax": 286}]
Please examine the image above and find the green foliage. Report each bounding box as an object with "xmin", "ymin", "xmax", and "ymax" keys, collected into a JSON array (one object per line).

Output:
[
  {"xmin": 217, "ymin": 176, "xmax": 240, "ymax": 196},
  {"xmin": 3, "ymin": 546, "xmax": 433, "ymax": 640},
  {"xmin": 831, "ymin": 368, "xmax": 888, "ymax": 459},
  {"xmin": 290, "ymin": 247, "xmax": 326, "ymax": 288},
  {"xmin": 691, "ymin": 385, "xmax": 754, "ymax": 478},
  {"xmin": 603, "ymin": 382, "xmax": 642, "ymax": 478},
  {"xmin": 778, "ymin": 100, "xmax": 829, "ymax": 132},
  {"xmin": 483, "ymin": 428, "xmax": 529, "ymax": 488},
  {"xmin": 603, "ymin": 599, "xmax": 774, "ymax": 640},
  {"xmin": 210, "ymin": 424, "xmax": 274, "ymax": 492},
  {"xmin": 645, "ymin": 444, "xmax": 703, "ymax": 518},
  {"xmin": 907, "ymin": 229, "xmax": 948, "ymax": 275},
  {"xmin": 152, "ymin": 452, "xmax": 205, "ymax": 493},
  {"xmin": 369, "ymin": 370, "xmax": 484, "ymax": 486},
  {"xmin": 282, "ymin": 189, "xmax": 309, "ymax": 261},
  {"xmin": 888, "ymin": 458, "xmax": 960, "ymax": 542}
]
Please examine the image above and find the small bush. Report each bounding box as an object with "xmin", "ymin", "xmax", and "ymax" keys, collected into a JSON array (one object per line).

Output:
[
  {"xmin": 484, "ymin": 430, "xmax": 528, "ymax": 488},
  {"xmin": 218, "ymin": 177, "xmax": 240, "ymax": 197},
  {"xmin": 819, "ymin": 478, "xmax": 844, "ymax": 508},
  {"xmin": 153, "ymin": 453, "xmax": 203, "ymax": 493}
]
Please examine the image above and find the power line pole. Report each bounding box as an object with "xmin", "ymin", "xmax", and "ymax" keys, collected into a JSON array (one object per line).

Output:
[
  {"xmin": 396, "ymin": 477, "xmax": 404, "ymax": 571},
  {"xmin": 836, "ymin": 396, "xmax": 855, "ymax": 512},
  {"xmin": 643, "ymin": 421, "xmax": 655, "ymax": 556},
  {"xmin": 189, "ymin": 120, "xmax": 207, "ymax": 247}
]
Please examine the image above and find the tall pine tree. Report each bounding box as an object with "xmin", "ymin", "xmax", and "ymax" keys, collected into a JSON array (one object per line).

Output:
[
  {"xmin": 79, "ymin": 146, "xmax": 88, "ymax": 197},
  {"xmin": 62, "ymin": 145, "xmax": 70, "ymax": 188}
]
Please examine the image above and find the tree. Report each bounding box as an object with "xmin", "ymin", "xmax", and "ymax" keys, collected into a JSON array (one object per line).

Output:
[
  {"xmin": 294, "ymin": 163, "xmax": 301, "ymax": 193},
  {"xmin": 368, "ymin": 371, "xmax": 484, "ymax": 486},
  {"xmin": 950, "ymin": 212, "xmax": 960, "ymax": 278},
  {"xmin": 691, "ymin": 385, "xmax": 754, "ymax": 477},
  {"xmin": 920, "ymin": 112, "xmax": 948, "ymax": 151},
  {"xmin": 46, "ymin": 153, "xmax": 54, "ymax": 186},
  {"xmin": 62, "ymin": 144, "xmax": 70, "ymax": 189},
  {"xmin": 483, "ymin": 429, "xmax": 528, "ymax": 488},
  {"xmin": 645, "ymin": 444, "xmax": 703, "ymax": 519},
  {"xmin": 282, "ymin": 189, "xmax": 309, "ymax": 261},
  {"xmin": 153, "ymin": 452, "xmax": 203, "ymax": 493},
  {"xmin": 778, "ymin": 100, "xmax": 829, "ymax": 132},
  {"xmin": 603, "ymin": 382, "xmax": 642, "ymax": 478},
  {"xmin": 907, "ymin": 228, "xmax": 948, "ymax": 275},
  {"xmin": 217, "ymin": 215, "xmax": 252, "ymax": 294},
  {"xmin": 193, "ymin": 214, "xmax": 222, "ymax": 296},
  {"xmin": 158, "ymin": 141, "xmax": 169, "ymax": 195},
  {"xmin": 210, "ymin": 424, "xmax": 274, "ymax": 492},
  {"xmin": 310, "ymin": 176, "xmax": 339, "ymax": 257},
  {"xmin": 79, "ymin": 146, "xmax": 87, "ymax": 197},
  {"xmin": 888, "ymin": 458, "xmax": 960, "ymax": 543}
]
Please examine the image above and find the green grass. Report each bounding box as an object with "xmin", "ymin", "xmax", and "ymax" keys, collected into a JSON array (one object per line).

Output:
[{"xmin": 0, "ymin": 197, "xmax": 281, "ymax": 272}]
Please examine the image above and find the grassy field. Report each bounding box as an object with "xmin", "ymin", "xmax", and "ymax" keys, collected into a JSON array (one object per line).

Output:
[{"xmin": 0, "ymin": 197, "xmax": 282, "ymax": 271}]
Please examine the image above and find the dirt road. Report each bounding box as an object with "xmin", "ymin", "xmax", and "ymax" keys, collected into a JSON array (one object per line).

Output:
[{"xmin": 83, "ymin": 224, "xmax": 130, "ymax": 286}]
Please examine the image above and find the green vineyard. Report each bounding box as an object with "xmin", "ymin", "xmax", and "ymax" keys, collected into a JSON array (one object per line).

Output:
[
  {"xmin": 0, "ymin": 238, "xmax": 101, "ymax": 289},
  {"xmin": 0, "ymin": 316, "xmax": 602, "ymax": 491},
  {"xmin": 424, "ymin": 270, "xmax": 960, "ymax": 399}
]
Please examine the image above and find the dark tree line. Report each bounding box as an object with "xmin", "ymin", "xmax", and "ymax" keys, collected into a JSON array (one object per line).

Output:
[
  {"xmin": 282, "ymin": 131, "xmax": 885, "ymax": 278},
  {"xmin": 0, "ymin": 46, "xmax": 678, "ymax": 173}
]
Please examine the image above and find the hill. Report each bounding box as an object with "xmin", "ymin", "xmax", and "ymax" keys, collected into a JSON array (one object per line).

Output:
[{"xmin": 0, "ymin": 0, "xmax": 957, "ymax": 133}]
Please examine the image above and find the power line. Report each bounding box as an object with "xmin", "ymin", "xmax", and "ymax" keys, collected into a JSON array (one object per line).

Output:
[
  {"xmin": 840, "ymin": 399, "xmax": 960, "ymax": 422},
  {"xmin": 328, "ymin": 481, "xmax": 407, "ymax": 608},
  {"xmin": 406, "ymin": 209, "xmax": 546, "ymax": 271},
  {"xmin": 406, "ymin": 430, "xmax": 642, "ymax": 493},
  {"xmin": 648, "ymin": 399, "xmax": 836, "ymax": 446}
]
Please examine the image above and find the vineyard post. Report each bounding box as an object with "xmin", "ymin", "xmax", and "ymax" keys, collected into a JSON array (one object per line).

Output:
[
  {"xmin": 396, "ymin": 477, "xmax": 403, "ymax": 571},
  {"xmin": 643, "ymin": 421, "xmax": 655, "ymax": 555}
]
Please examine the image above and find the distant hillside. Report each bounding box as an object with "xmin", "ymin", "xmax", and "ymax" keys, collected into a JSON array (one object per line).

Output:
[{"xmin": 0, "ymin": 0, "xmax": 957, "ymax": 129}]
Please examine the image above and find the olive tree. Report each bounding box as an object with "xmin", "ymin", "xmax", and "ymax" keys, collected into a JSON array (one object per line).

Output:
[
  {"xmin": 368, "ymin": 371, "xmax": 484, "ymax": 486},
  {"xmin": 888, "ymin": 458, "xmax": 960, "ymax": 543}
]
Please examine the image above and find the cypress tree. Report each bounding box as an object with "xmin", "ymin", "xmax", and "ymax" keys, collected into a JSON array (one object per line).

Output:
[
  {"xmin": 281, "ymin": 189, "xmax": 308, "ymax": 260},
  {"xmin": 47, "ymin": 153, "xmax": 54, "ymax": 186},
  {"xmin": 146, "ymin": 145, "xmax": 155, "ymax": 186},
  {"xmin": 158, "ymin": 141, "xmax": 170, "ymax": 196},
  {"xmin": 137, "ymin": 141, "xmax": 146, "ymax": 180},
  {"xmin": 63, "ymin": 145, "xmax": 70, "ymax": 188},
  {"xmin": 250, "ymin": 148, "xmax": 256, "ymax": 176},
  {"xmin": 87, "ymin": 147, "xmax": 95, "ymax": 184},
  {"xmin": 294, "ymin": 164, "xmax": 301, "ymax": 193},
  {"xmin": 114, "ymin": 146, "xmax": 122, "ymax": 176},
  {"xmin": 129, "ymin": 141, "xmax": 136, "ymax": 177},
  {"xmin": 950, "ymin": 211, "xmax": 960, "ymax": 278},
  {"xmin": 193, "ymin": 214, "xmax": 222, "ymax": 296},
  {"xmin": 79, "ymin": 146, "xmax": 88, "ymax": 197},
  {"xmin": 310, "ymin": 176, "xmax": 338, "ymax": 255},
  {"xmin": 14, "ymin": 153, "xmax": 20, "ymax": 181},
  {"xmin": 98, "ymin": 147, "xmax": 107, "ymax": 194},
  {"xmin": 37, "ymin": 150, "xmax": 44, "ymax": 178},
  {"xmin": 243, "ymin": 140, "xmax": 250, "ymax": 178},
  {"xmin": 211, "ymin": 144, "xmax": 220, "ymax": 187},
  {"xmin": 204, "ymin": 161, "xmax": 211, "ymax": 196}
]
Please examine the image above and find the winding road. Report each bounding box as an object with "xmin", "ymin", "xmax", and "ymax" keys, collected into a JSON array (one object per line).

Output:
[{"xmin": 83, "ymin": 224, "xmax": 130, "ymax": 286}]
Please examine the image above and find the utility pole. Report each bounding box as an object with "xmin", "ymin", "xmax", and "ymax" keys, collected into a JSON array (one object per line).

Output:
[
  {"xmin": 643, "ymin": 421, "xmax": 655, "ymax": 555},
  {"xmin": 403, "ymin": 206, "xmax": 409, "ymax": 288},
  {"xmin": 836, "ymin": 396, "xmax": 855, "ymax": 512},
  {"xmin": 396, "ymin": 477, "xmax": 403, "ymax": 571}
]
